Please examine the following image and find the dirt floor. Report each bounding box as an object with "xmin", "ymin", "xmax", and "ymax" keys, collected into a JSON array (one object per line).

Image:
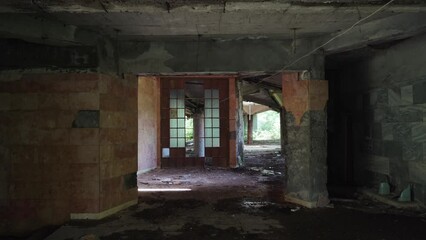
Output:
[{"xmin": 42, "ymin": 143, "xmax": 426, "ymax": 240}]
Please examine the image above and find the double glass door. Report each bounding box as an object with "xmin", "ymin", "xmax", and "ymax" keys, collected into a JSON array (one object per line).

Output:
[{"xmin": 160, "ymin": 77, "xmax": 229, "ymax": 168}]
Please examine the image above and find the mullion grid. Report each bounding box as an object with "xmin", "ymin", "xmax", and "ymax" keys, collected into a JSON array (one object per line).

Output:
[
  {"xmin": 170, "ymin": 89, "xmax": 185, "ymax": 148},
  {"xmin": 205, "ymin": 89, "xmax": 220, "ymax": 147}
]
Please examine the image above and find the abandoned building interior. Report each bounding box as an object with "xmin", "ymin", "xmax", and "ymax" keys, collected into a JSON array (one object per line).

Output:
[{"xmin": 1, "ymin": 0, "xmax": 426, "ymax": 239}]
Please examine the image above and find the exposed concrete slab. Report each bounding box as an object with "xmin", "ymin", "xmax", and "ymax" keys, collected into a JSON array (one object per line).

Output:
[
  {"xmin": 322, "ymin": 13, "xmax": 426, "ymax": 54},
  {"xmin": 2, "ymin": 1, "xmax": 426, "ymax": 40}
]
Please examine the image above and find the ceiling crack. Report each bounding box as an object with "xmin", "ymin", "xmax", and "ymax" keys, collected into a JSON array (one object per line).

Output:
[
  {"xmin": 31, "ymin": 0, "xmax": 47, "ymax": 13},
  {"xmin": 98, "ymin": 0, "xmax": 109, "ymax": 13}
]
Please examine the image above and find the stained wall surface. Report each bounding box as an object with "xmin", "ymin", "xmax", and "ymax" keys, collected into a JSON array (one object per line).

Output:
[
  {"xmin": 137, "ymin": 76, "xmax": 160, "ymax": 173},
  {"xmin": 0, "ymin": 72, "xmax": 138, "ymax": 235},
  {"xmin": 331, "ymin": 33, "xmax": 426, "ymax": 205}
]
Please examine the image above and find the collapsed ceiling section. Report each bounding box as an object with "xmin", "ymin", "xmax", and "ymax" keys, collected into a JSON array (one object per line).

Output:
[{"xmin": 239, "ymin": 72, "xmax": 282, "ymax": 110}]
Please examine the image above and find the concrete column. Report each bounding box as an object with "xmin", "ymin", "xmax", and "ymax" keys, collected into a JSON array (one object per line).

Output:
[
  {"xmin": 228, "ymin": 77, "xmax": 238, "ymax": 167},
  {"xmin": 236, "ymin": 80, "xmax": 245, "ymax": 166},
  {"xmin": 282, "ymin": 72, "xmax": 329, "ymax": 208},
  {"xmin": 280, "ymin": 108, "xmax": 287, "ymax": 156},
  {"xmin": 247, "ymin": 115, "xmax": 253, "ymax": 145},
  {"xmin": 193, "ymin": 112, "xmax": 205, "ymax": 157}
]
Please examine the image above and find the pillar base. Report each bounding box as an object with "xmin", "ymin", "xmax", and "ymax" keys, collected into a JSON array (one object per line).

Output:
[
  {"xmin": 70, "ymin": 199, "xmax": 138, "ymax": 220},
  {"xmin": 285, "ymin": 193, "xmax": 330, "ymax": 208},
  {"xmin": 137, "ymin": 167, "xmax": 156, "ymax": 176},
  {"xmin": 284, "ymin": 194, "xmax": 318, "ymax": 208}
]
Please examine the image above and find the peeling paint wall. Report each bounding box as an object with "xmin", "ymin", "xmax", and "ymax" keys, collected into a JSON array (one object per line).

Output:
[
  {"xmin": 282, "ymin": 72, "xmax": 329, "ymax": 207},
  {"xmin": 0, "ymin": 72, "xmax": 138, "ymax": 236},
  {"xmin": 331, "ymin": 33, "xmax": 426, "ymax": 205},
  {"xmin": 0, "ymin": 72, "xmax": 100, "ymax": 235},
  {"xmin": 119, "ymin": 39, "xmax": 324, "ymax": 78}
]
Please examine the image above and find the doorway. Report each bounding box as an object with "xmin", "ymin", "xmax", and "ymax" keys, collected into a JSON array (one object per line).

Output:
[{"xmin": 160, "ymin": 77, "xmax": 230, "ymax": 168}]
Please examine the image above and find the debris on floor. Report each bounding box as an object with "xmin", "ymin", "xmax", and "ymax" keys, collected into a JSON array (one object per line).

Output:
[
  {"xmin": 290, "ymin": 207, "xmax": 300, "ymax": 212},
  {"xmin": 45, "ymin": 142, "xmax": 426, "ymax": 240}
]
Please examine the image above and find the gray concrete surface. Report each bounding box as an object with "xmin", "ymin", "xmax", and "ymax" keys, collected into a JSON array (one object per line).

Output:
[{"xmin": 328, "ymin": 32, "xmax": 426, "ymax": 205}]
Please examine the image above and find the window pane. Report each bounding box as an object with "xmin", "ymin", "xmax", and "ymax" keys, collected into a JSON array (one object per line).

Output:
[
  {"xmin": 170, "ymin": 129, "xmax": 177, "ymax": 137},
  {"xmin": 177, "ymin": 90, "xmax": 185, "ymax": 98},
  {"xmin": 212, "ymin": 109, "xmax": 219, "ymax": 118},
  {"xmin": 170, "ymin": 109, "xmax": 177, "ymax": 118},
  {"xmin": 170, "ymin": 138, "xmax": 177, "ymax": 147},
  {"xmin": 205, "ymin": 118, "xmax": 212, "ymax": 128},
  {"xmin": 205, "ymin": 98, "xmax": 211, "ymax": 108},
  {"xmin": 170, "ymin": 90, "xmax": 177, "ymax": 98},
  {"xmin": 177, "ymin": 98, "xmax": 184, "ymax": 108},
  {"xmin": 178, "ymin": 138, "xmax": 185, "ymax": 148},
  {"xmin": 170, "ymin": 119, "xmax": 177, "ymax": 128},
  {"xmin": 213, "ymin": 138, "xmax": 220, "ymax": 147},
  {"xmin": 205, "ymin": 109, "xmax": 211, "ymax": 118},
  {"xmin": 212, "ymin": 99, "xmax": 219, "ymax": 108},
  {"xmin": 212, "ymin": 119, "xmax": 220, "ymax": 128},
  {"xmin": 204, "ymin": 89, "xmax": 211, "ymax": 98},
  {"xmin": 213, "ymin": 128, "xmax": 220, "ymax": 137},
  {"xmin": 170, "ymin": 99, "xmax": 176, "ymax": 108},
  {"xmin": 178, "ymin": 119, "xmax": 185, "ymax": 128},
  {"xmin": 178, "ymin": 129, "xmax": 185, "ymax": 138},
  {"xmin": 178, "ymin": 109, "xmax": 185, "ymax": 118},
  {"xmin": 212, "ymin": 89, "xmax": 219, "ymax": 98},
  {"xmin": 205, "ymin": 128, "xmax": 212, "ymax": 137},
  {"xmin": 205, "ymin": 138, "xmax": 212, "ymax": 147}
]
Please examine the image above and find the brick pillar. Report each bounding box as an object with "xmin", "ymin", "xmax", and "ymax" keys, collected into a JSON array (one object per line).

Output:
[{"xmin": 282, "ymin": 72, "xmax": 329, "ymax": 208}]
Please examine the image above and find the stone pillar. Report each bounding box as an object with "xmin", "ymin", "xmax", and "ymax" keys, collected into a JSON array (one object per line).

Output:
[
  {"xmin": 282, "ymin": 72, "xmax": 329, "ymax": 208},
  {"xmin": 193, "ymin": 112, "xmax": 205, "ymax": 157}
]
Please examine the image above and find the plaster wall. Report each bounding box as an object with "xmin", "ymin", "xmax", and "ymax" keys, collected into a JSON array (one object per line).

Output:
[{"xmin": 138, "ymin": 76, "xmax": 160, "ymax": 173}]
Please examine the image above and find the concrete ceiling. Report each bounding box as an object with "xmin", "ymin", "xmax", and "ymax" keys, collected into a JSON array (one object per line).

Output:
[
  {"xmin": 1, "ymin": 1, "xmax": 425, "ymax": 108},
  {"xmin": 0, "ymin": 1, "xmax": 425, "ymax": 40}
]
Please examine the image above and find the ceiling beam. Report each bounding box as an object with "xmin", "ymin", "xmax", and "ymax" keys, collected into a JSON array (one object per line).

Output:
[
  {"xmin": 321, "ymin": 13, "xmax": 426, "ymax": 54},
  {"xmin": 243, "ymin": 94, "xmax": 279, "ymax": 111}
]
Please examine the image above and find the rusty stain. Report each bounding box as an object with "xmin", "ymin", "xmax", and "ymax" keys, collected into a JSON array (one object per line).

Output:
[{"xmin": 281, "ymin": 72, "xmax": 328, "ymax": 125}]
